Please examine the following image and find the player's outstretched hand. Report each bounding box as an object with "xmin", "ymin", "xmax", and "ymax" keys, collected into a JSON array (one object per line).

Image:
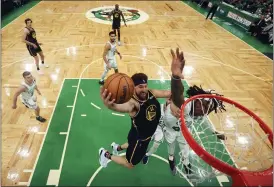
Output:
[
  {"xmin": 100, "ymin": 86, "xmax": 115, "ymax": 108},
  {"xmin": 170, "ymin": 48, "xmax": 185, "ymax": 79}
]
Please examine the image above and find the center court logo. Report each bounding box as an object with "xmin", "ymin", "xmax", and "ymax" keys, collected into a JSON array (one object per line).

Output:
[{"xmin": 85, "ymin": 6, "xmax": 149, "ymax": 25}]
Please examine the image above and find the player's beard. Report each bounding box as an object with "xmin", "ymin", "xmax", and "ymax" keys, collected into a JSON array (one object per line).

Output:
[
  {"xmin": 110, "ymin": 38, "xmax": 115, "ymax": 42},
  {"xmin": 136, "ymin": 91, "xmax": 147, "ymax": 101}
]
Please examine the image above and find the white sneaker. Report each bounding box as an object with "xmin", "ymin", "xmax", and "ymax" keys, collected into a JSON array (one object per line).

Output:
[
  {"xmin": 99, "ymin": 148, "xmax": 109, "ymax": 168},
  {"xmin": 111, "ymin": 142, "xmax": 119, "ymax": 155},
  {"xmin": 118, "ymin": 41, "xmax": 121, "ymax": 46},
  {"xmin": 41, "ymin": 63, "xmax": 49, "ymax": 68}
]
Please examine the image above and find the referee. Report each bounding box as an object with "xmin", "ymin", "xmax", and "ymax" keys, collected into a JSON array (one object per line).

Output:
[{"xmin": 206, "ymin": 0, "xmax": 223, "ymax": 20}]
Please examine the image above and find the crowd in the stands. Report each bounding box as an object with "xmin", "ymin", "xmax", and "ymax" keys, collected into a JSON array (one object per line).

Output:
[
  {"xmin": 223, "ymin": 0, "xmax": 273, "ymax": 45},
  {"xmin": 2, "ymin": 0, "xmax": 30, "ymax": 17},
  {"xmin": 191, "ymin": 0, "xmax": 273, "ymax": 45},
  {"xmin": 223, "ymin": 0, "xmax": 273, "ymax": 16}
]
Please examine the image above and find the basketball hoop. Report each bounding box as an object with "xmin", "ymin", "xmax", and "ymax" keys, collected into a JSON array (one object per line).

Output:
[{"xmin": 179, "ymin": 94, "xmax": 273, "ymax": 186}]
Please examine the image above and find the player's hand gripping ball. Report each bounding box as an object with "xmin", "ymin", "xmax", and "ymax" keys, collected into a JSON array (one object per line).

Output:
[{"xmin": 103, "ymin": 73, "xmax": 134, "ymax": 104}]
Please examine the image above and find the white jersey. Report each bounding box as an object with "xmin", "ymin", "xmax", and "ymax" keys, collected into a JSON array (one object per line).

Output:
[
  {"xmin": 163, "ymin": 100, "xmax": 192, "ymax": 129},
  {"xmin": 107, "ymin": 41, "xmax": 116, "ymax": 60},
  {"xmin": 20, "ymin": 80, "xmax": 36, "ymax": 100}
]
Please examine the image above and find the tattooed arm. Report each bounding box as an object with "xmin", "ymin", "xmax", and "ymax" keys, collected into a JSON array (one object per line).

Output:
[{"xmin": 171, "ymin": 75, "xmax": 185, "ymax": 108}]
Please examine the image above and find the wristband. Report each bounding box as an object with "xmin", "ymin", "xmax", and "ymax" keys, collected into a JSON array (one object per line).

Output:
[{"xmin": 171, "ymin": 74, "xmax": 181, "ymax": 80}]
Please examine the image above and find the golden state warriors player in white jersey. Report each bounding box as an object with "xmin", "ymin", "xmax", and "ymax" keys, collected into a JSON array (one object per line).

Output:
[
  {"xmin": 12, "ymin": 71, "xmax": 46, "ymax": 122},
  {"xmin": 99, "ymin": 31, "xmax": 122, "ymax": 85}
]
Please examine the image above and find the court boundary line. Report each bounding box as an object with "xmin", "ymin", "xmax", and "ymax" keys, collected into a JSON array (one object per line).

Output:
[
  {"xmin": 27, "ymin": 78, "xmax": 65, "ymax": 186},
  {"xmin": 181, "ymin": 1, "xmax": 272, "ymax": 61},
  {"xmin": 1, "ymin": 1, "xmax": 42, "ymax": 30},
  {"xmin": 86, "ymin": 153, "xmax": 194, "ymax": 187}
]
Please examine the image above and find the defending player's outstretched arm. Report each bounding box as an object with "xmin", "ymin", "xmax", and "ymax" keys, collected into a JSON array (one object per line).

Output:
[
  {"xmin": 170, "ymin": 48, "xmax": 185, "ymax": 108},
  {"xmin": 150, "ymin": 89, "xmax": 171, "ymax": 98}
]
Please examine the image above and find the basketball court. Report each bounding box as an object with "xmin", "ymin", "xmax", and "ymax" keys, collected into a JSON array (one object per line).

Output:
[
  {"xmin": 2, "ymin": 1, "xmax": 273, "ymax": 186},
  {"xmin": 28, "ymin": 78, "xmax": 233, "ymax": 186}
]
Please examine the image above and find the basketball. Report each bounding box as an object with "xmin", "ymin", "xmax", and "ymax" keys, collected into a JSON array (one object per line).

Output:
[{"xmin": 103, "ymin": 73, "xmax": 135, "ymax": 104}]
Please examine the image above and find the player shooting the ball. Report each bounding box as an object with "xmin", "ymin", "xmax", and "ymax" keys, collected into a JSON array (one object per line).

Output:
[{"xmin": 99, "ymin": 73, "xmax": 170, "ymax": 169}]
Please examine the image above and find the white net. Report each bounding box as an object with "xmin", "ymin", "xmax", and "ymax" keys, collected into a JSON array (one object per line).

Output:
[{"xmin": 177, "ymin": 95, "xmax": 273, "ymax": 184}]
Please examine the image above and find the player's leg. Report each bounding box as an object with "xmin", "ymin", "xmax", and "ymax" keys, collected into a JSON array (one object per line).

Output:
[
  {"xmin": 117, "ymin": 28, "xmax": 121, "ymax": 45},
  {"xmin": 177, "ymin": 132, "xmax": 192, "ymax": 175},
  {"xmin": 164, "ymin": 128, "xmax": 177, "ymax": 175},
  {"xmin": 99, "ymin": 148, "xmax": 134, "ymax": 169},
  {"xmin": 112, "ymin": 24, "xmax": 116, "ymax": 34},
  {"xmin": 27, "ymin": 45, "xmax": 40, "ymax": 70},
  {"xmin": 99, "ymin": 61, "xmax": 110, "ymax": 85},
  {"xmin": 33, "ymin": 55, "xmax": 40, "ymax": 71},
  {"xmin": 142, "ymin": 125, "xmax": 163, "ymax": 164},
  {"xmin": 37, "ymin": 49, "xmax": 49, "ymax": 68},
  {"xmin": 111, "ymin": 142, "xmax": 128, "ymax": 155},
  {"xmin": 126, "ymin": 138, "xmax": 151, "ymax": 166},
  {"xmin": 100, "ymin": 138, "xmax": 150, "ymax": 169},
  {"xmin": 99, "ymin": 130, "xmax": 134, "ymax": 169},
  {"xmin": 99, "ymin": 136, "xmax": 148, "ymax": 169},
  {"xmin": 111, "ymin": 58, "xmax": 119, "ymax": 73},
  {"xmin": 34, "ymin": 106, "xmax": 47, "ymax": 122},
  {"xmin": 99, "ymin": 128, "xmax": 151, "ymax": 169},
  {"xmin": 23, "ymin": 96, "xmax": 46, "ymax": 122},
  {"xmin": 112, "ymin": 22, "xmax": 120, "ymax": 45}
]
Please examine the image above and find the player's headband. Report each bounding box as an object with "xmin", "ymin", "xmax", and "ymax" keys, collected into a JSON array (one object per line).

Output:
[{"xmin": 133, "ymin": 78, "xmax": 147, "ymax": 86}]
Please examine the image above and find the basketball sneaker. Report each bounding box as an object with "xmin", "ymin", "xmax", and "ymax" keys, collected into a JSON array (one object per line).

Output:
[
  {"xmin": 41, "ymin": 61, "xmax": 49, "ymax": 68},
  {"xmin": 142, "ymin": 154, "xmax": 149, "ymax": 164},
  {"xmin": 183, "ymin": 163, "xmax": 192, "ymax": 176},
  {"xmin": 168, "ymin": 157, "xmax": 176, "ymax": 176},
  {"xmin": 99, "ymin": 148, "xmax": 110, "ymax": 168},
  {"xmin": 36, "ymin": 116, "xmax": 46, "ymax": 122},
  {"xmin": 111, "ymin": 142, "xmax": 119, "ymax": 155},
  {"xmin": 41, "ymin": 64, "xmax": 49, "ymax": 68},
  {"xmin": 98, "ymin": 80, "xmax": 104, "ymax": 85},
  {"xmin": 213, "ymin": 131, "xmax": 226, "ymax": 140}
]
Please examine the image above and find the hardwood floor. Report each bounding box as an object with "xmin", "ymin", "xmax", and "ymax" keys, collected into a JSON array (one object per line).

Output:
[{"xmin": 1, "ymin": 1, "xmax": 272, "ymax": 185}]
